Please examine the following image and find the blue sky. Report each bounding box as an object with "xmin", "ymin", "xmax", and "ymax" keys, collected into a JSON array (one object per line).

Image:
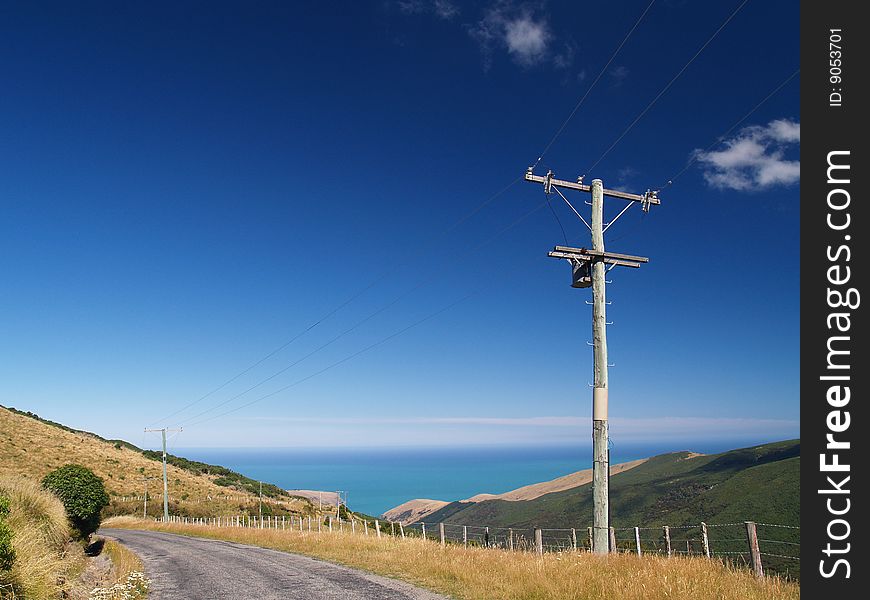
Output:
[{"xmin": 0, "ymin": 1, "xmax": 799, "ymax": 450}]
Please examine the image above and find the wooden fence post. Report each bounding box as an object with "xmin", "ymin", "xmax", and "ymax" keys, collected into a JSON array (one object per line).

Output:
[
  {"xmin": 587, "ymin": 527, "xmax": 593, "ymax": 551},
  {"xmin": 439, "ymin": 523, "xmax": 445, "ymax": 546},
  {"xmin": 308, "ymin": 516, "xmax": 311, "ymax": 532},
  {"xmin": 352, "ymin": 519, "xmax": 356, "ymax": 534},
  {"xmin": 400, "ymin": 522, "xmax": 405, "ymax": 539},
  {"xmin": 282, "ymin": 515, "xmax": 285, "ymax": 530},
  {"xmin": 329, "ymin": 516, "xmax": 333, "ymax": 532},
  {"xmin": 391, "ymin": 521, "xmax": 395, "ymax": 536},
  {"xmin": 609, "ymin": 527, "xmax": 616, "ymax": 553},
  {"xmin": 509, "ymin": 528, "xmax": 514, "ymax": 551},
  {"xmin": 701, "ymin": 522, "xmax": 711, "ymax": 558},
  {"xmin": 484, "ymin": 526, "xmax": 490, "ymax": 548},
  {"xmin": 463, "ymin": 525, "xmax": 467, "ymax": 547},
  {"xmin": 534, "ymin": 528, "xmax": 543, "ymax": 555},
  {"xmin": 571, "ymin": 528, "xmax": 577, "ymax": 551},
  {"xmin": 745, "ymin": 522, "xmax": 764, "ymax": 578},
  {"xmin": 634, "ymin": 527, "xmax": 642, "ymax": 556},
  {"xmin": 364, "ymin": 520, "xmax": 369, "ymax": 536},
  {"xmin": 663, "ymin": 526, "xmax": 671, "ymax": 558},
  {"xmin": 375, "ymin": 520, "xmax": 382, "ymax": 538}
]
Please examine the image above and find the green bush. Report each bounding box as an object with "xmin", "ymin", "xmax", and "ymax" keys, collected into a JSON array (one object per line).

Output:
[
  {"xmin": 0, "ymin": 495, "xmax": 13, "ymax": 571},
  {"xmin": 42, "ymin": 465, "xmax": 109, "ymax": 540}
]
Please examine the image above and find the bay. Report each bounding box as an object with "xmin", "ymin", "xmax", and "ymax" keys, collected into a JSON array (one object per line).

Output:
[{"xmin": 179, "ymin": 439, "xmax": 756, "ymax": 517}]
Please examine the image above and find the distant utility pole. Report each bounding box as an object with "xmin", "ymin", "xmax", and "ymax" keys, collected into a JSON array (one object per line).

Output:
[
  {"xmin": 144, "ymin": 427, "xmax": 183, "ymax": 521},
  {"xmin": 524, "ymin": 168, "xmax": 659, "ymax": 554},
  {"xmin": 138, "ymin": 475, "xmax": 156, "ymax": 519}
]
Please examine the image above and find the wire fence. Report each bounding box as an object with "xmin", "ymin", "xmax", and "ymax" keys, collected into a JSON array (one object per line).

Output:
[{"xmin": 159, "ymin": 514, "xmax": 799, "ymax": 580}]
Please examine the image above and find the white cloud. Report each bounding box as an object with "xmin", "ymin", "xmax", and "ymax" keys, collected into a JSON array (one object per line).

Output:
[
  {"xmin": 504, "ymin": 16, "xmax": 550, "ymax": 65},
  {"xmin": 609, "ymin": 65, "xmax": 629, "ymax": 86},
  {"xmin": 468, "ymin": 3, "xmax": 551, "ymax": 69},
  {"xmin": 694, "ymin": 119, "xmax": 800, "ymax": 191},
  {"xmin": 433, "ymin": 0, "xmax": 459, "ymax": 19}
]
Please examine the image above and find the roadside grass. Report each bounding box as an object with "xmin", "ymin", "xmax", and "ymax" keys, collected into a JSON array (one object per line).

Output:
[
  {"xmin": 101, "ymin": 540, "xmax": 143, "ymax": 586},
  {"xmin": 104, "ymin": 517, "xmax": 799, "ymax": 600},
  {"xmin": 0, "ymin": 476, "xmax": 84, "ymax": 600}
]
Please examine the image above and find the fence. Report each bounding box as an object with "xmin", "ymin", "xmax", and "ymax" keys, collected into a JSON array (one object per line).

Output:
[{"xmin": 158, "ymin": 514, "xmax": 799, "ymax": 580}]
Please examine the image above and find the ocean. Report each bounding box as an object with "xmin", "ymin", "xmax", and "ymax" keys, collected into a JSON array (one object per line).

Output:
[{"xmin": 180, "ymin": 439, "xmax": 758, "ymax": 517}]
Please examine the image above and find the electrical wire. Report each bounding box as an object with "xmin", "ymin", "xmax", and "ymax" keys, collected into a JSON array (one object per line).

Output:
[
  {"xmin": 184, "ymin": 293, "xmax": 476, "ymax": 427},
  {"xmin": 532, "ymin": 0, "xmax": 658, "ymax": 170},
  {"xmin": 148, "ymin": 176, "xmax": 522, "ymax": 427},
  {"xmin": 659, "ymin": 68, "xmax": 799, "ymax": 189},
  {"xmin": 179, "ymin": 200, "xmax": 548, "ymax": 427},
  {"xmin": 584, "ymin": 0, "xmax": 751, "ymax": 177},
  {"xmin": 545, "ymin": 192, "xmax": 569, "ymax": 245}
]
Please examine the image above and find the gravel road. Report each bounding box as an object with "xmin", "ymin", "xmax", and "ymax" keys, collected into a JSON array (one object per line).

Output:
[{"xmin": 100, "ymin": 528, "xmax": 450, "ymax": 600}]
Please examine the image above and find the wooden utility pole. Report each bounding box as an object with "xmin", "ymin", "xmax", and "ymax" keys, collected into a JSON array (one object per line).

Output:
[
  {"xmin": 524, "ymin": 168, "xmax": 658, "ymax": 555},
  {"xmin": 138, "ymin": 476, "xmax": 156, "ymax": 519},
  {"xmin": 144, "ymin": 427, "xmax": 182, "ymax": 521}
]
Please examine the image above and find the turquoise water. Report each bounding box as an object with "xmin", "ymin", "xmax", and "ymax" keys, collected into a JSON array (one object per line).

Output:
[{"xmin": 180, "ymin": 440, "xmax": 753, "ymax": 516}]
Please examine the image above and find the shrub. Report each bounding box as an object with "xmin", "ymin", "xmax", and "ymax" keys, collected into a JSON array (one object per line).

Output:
[
  {"xmin": 0, "ymin": 496, "xmax": 13, "ymax": 571},
  {"xmin": 42, "ymin": 465, "xmax": 109, "ymax": 540}
]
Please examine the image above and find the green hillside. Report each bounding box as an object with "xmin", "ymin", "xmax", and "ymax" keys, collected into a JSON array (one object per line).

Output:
[
  {"xmin": 425, "ymin": 440, "xmax": 798, "ymax": 529},
  {"xmin": 423, "ymin": 440, "xmax": 800, "ymax": 578}
]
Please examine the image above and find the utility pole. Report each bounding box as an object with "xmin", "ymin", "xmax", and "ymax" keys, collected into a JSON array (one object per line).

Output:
[
  {"xmin": 524, "ymin": 168, "xmax": 659, "ymax": 554},
  {"xmin": 138, "ymin": 475, "xmax": 156, "ymax": 519},
  {"xmin": 144, "ymin": 427, "xmax": 182, "ymax": 521}
]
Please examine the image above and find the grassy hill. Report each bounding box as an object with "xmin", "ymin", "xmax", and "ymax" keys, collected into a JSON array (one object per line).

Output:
[
  {"xmin": 422, "ymin": 440, "xmax": 800, "ymax": 578},
  {"xmin": 423, "ymin": 440, "xmax": 799, "ymax": 529},
  {"xmin": 0, "ymin": 405, "xmax": 312, "ymax": 519}
]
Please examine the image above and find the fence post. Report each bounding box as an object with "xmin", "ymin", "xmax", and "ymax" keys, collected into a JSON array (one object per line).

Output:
[
  {"xmin": 609, "ymin": 527, "xmax": 616, "ymax": 553},
  {"xmin": 439, "ymin": 523, "xmax": 445, "ymax": 546},
  {"xmin": 375, "ymin": 520, "xmax": 382, "ymax": 538},
  {"xmin": 534, "ymin": 528, "xmax": 543, "ymax": 556},
  {"xmin": 299, "ymin": 516, "xmax": 303, "ymax": 532},
  {"xmin": 509, "ymin": 528, "xmax": 514, "ymax": 551},
  {"xmin": 571, "ymin": 528, "xmax": 577, "ymax": 551},
  {"xmin": 421, "ymin": 522, "xmax": 426, "ymax": 539},
  {"xmin": 484, "ymin": 526, "xmax": 490, "ymax": 548},
  {"xmin": 329, "ymin": 516, "xmax": 333, "ymax": 532},
  {"xmin": 663, "ymin": 526, "xmax": 671, "ymax": 558},
  {"xmin": 364, "ymin": 520, "xmax": 369, "ymax": 536},
  {"xmin": 463, "ymin": 525, "xmax": 467, "ymax": 547},
  {"xmin": 587, "ymin": 527, "xmax": 593, "ymax": 551},
  {"xmin": 634, "ymin": 527, "xmax": 642, "ymax": 556},
  {"xmin": 308, "ymin": 516, "xmax": 312, "ymax": 532},
  {"xmin": 745, "ymin": 522, "xmax": 764, "ymax": 578},
  {"xmin": 282, "ymin": 515, "xmax": 286, "ymax": 530},
  {"xmin": 391, "ymin": 521, "xmax": 395, "ymax": 536},
  {"xmin": 701, "ymin": 522, "xmax": 711, "ymax": 558},
  {"xmin": 352, "ymin": 519, "xmax": 356, "ymax": 534},
  {"xmin": 400, "ymin": 522, "xmax": 405, "ymax": 538}
]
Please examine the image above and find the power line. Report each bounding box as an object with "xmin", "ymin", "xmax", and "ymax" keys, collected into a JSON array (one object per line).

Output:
[
  {"xmin": 584, "ymin": 0, "xmax": 751, "ymax": 177},
  {"xmin": 660, "ymin": 68, "xmax": 800, "ymax": 189},
  {"xmin": 185, "ymin": 212, "xmax": 549, "ymax": 428},
  {"xmin": 178, "ymin": 199, "xmax": 547, "ymax": 426},
  {"xmin": 184, "ymin": 293, "xmax": 477, "ymax": 427},
  {"xmin": 149, "ymin": 176, "xmax": 521, "ymax": 427},
  {"xmin": 532, "ymin": 0, "xmax": 658, "ymax": 170}
]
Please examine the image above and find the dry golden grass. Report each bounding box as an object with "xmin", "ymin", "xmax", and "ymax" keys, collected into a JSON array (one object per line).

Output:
[
  {"xmin": 105, "ymin": 517, "xmax": 799, "ymax": 600},
  {"xmin": 101, "ymin": 539, "xmax": 143, "ymax": 586},
  {"xmin": 0, "ymin": 406, "xmax": 306, "ymax": 517},
  {"xmin": 0, "ymin": 476, "xmax": 85, "ymax": 600}
]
